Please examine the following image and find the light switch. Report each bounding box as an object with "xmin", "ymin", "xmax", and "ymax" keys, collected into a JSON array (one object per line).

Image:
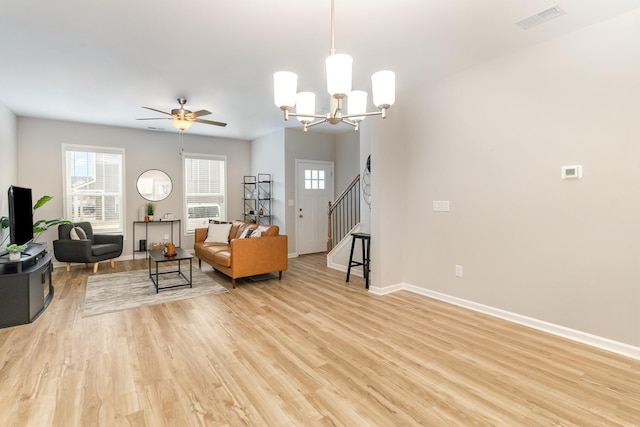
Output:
[
  {"xmin": 433, "ymin": 201, "xmax": 450, "ymax": 212},
  {"xmin": 288, "ymin": 200, "xmax": 295, "ymax": 206}
]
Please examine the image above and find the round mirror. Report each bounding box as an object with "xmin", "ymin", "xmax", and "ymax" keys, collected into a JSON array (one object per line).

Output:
[{"xmin": 136, "ymin": 169, "xmax": 173, "ymax": 202}]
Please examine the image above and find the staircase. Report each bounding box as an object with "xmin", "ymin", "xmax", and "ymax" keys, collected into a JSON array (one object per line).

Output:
[{"xmin": 327, "ymin": 174, "xmax": 360, "ymax": 251}]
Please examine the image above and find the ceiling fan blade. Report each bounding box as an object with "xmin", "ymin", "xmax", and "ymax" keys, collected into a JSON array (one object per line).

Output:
[
  {"xmin": 141, "ymin": 106, "xmax": 173, "ymax": 116},
  {"xmin": 136, "ymin": 117, "xmax": 171, "ymax": 121},
  {"xmin": 194, "ymin": 118, "xmax": 227, "ymax": 127},
  {"xmin": 190, "ymin": 109, "xmax": 212, "ymax": 118}
]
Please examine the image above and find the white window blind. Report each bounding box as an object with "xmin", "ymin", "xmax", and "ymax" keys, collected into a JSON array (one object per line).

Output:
[
  {"xmin": 62, "ymin": 145, "xmax": 125, "ymax": 234},
  {"xmin": 183, "ymin": 154, "xmax": 226, "ymax": 233}
]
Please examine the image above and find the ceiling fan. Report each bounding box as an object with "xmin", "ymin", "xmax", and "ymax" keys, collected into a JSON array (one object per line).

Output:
[{"xmin": 137, "ymin": 98, "xmax": 227, "ymax": 130}]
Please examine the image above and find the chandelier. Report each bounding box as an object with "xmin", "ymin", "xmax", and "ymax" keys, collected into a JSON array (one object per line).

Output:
[{"xmin": 273, "ymin": 0, "xmax": 395, "ymax": 132}]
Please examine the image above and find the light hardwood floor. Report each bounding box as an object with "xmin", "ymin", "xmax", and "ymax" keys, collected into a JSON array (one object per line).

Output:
[{"xmin": 0, "ymin": 253, "xmax": 639, "ymax": 426}]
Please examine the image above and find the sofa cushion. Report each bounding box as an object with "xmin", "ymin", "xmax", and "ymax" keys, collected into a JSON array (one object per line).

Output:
[
  {"xmin": 205, "ymin": 223, "xmax": 232, "ymax": 243},
  {"xmin": 196, "ymin": 243, "xmax": 229, "ymax": 254},
  {"xmin": 212, "ymin": 249, "xmax": 231, "ymax": 267},
  {"xmin": 229, "ymin": 220, "xmax": 247, "ymax": 239},
  {"xmin": 92, "ymin": 243, "xmax": 121, "ymax": 256},
  {"xmin": 255, "ymin": 224, "xmax": 278, "ymax": 237}
]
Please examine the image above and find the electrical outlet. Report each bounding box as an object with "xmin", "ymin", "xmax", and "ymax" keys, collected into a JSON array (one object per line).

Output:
[
  {"xmin": 433, "ymin": 200, "xmax": 450, "ymax": 212},
  {"xmin": 455, "ymin": 265, "xmax": 463, "ymax": 277},
  {"xmin": 163, "ymin": 234, "xmax": 169, "ymax": 240}
]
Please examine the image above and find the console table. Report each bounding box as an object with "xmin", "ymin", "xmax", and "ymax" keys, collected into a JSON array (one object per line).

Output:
[
  {"xmin": 0, "ymin": 244, "xmax": 53, "ymax": 329},
  {"xmin": 132, "ymin": 219, "xmax": 181, "ymax": 259}
]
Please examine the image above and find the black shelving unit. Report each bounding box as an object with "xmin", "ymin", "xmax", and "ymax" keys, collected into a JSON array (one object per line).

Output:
[{"xmin": 243, "ymin": 174, "xmax": 272, "ymax": 225}]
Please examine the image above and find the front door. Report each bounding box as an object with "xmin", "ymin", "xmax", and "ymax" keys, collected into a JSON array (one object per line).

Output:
[{"xmin": 296, "ymin": 160, "xmax": 334, "ymax": 255}]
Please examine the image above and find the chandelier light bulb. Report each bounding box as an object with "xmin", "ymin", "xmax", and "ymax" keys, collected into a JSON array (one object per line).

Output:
[
  {"xmin": 371, "ymin": 70, "xmax": 396, "ymax": 108},
  {"xmin": 326, "ymin": 54, "xmax": 353, "ymax": 97},
  {"xmin": 274, "ymin": 71, "xmax": 298, "ymax": 108},
  {"xmin": 348, "ymin": 90, "xmax": 368, "ymax": 121},
  {"xmin": 296, "ymin": 92, "xmax": 316, "ymax": 123}
]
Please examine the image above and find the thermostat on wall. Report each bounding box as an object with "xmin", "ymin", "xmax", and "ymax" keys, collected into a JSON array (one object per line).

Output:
[{"xmin": 561, "ymin": 165, "xmax": 582, "ymax": 179}]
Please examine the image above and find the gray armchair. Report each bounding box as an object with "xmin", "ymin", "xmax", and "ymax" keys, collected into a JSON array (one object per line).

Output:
[{"xmin": 53, "ymin": 222, "xmax": 123, "ymax": 273}]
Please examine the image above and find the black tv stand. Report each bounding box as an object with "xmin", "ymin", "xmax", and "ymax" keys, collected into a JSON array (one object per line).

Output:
[
  {"xmin": 0, "ymin": 243, "xmax": 53, "ymax": 328},
  {"xmin": 24, "ymin": 242, "xmax": 47, "ymax": 256}
]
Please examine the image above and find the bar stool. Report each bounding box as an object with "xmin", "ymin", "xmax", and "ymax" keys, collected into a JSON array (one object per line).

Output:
[{"xmin": 346, "ymin": 232, "xmax": 371, "ymax": 289}]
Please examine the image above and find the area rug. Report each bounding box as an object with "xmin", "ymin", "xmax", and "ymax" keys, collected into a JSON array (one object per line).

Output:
[{"xmin": 83, "ymin": 268, "xmax": 228, "ymax": 317}]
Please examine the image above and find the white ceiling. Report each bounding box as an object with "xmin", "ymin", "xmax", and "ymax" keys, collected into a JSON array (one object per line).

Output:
[{"xmin": 1, "ymin": 0, "xmax": 638, "ymax": 140}]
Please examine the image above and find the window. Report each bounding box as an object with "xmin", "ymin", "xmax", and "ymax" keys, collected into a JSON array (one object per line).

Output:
[
  {"xmin": 187, "ymin": 204, "xmax": 221, "ymax": 221},
  {"xmin": 305, "ymin": 169, "xmax": 326, "ymax": 190},
  {"xmin": 183, "ymin": 154, "xmax": 226, "ymax": 233},
  {"xmin": 62, "ymin": 145, "xmax": 125, "ymax": 233}
]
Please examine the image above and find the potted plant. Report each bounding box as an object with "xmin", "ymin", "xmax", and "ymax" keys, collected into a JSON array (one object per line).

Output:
[
  {"xmin": 164, "ymin": 241, "xmax": 176, "ymax": 257},
  {"xmin": 2, "ymin": 243, "xmax": 28, "ymax": 261},
  {"xmin": 145, "ymin": 202, "xmax": 156, "ymax": 222}
]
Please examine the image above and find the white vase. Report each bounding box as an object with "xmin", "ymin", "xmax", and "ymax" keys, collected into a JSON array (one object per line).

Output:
[{"xmin": 9, "ymin": 252, "xmax": 20, "ymax": 261}]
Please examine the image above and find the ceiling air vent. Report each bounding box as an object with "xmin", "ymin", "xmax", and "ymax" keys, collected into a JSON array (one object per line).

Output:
[{"xmin": 516, "ymin": 5, "xmax": 566, "ymax": 30}]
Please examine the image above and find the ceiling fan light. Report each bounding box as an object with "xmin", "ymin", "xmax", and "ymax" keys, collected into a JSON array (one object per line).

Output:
[
  {"xmin": 326, "ymin": 54, "xmax": 352, "ymax": 97},
  {"xmin": 274, "ymin": 71, "xmax": 298, "ymax": 108},
  {"xmin": 296, "ymin": 92, "xmax": 316, "ymax": 123},
  {"xmin": 372, "ymin": 70, "xmax": 395, "ymax": 108},
  {"xmin": 348, "ymin": 90, "xmax": 368, "ymax": 121},
  {"xmin": 172, "ymin": 119, "xmax": 193, "ymax": 131}
]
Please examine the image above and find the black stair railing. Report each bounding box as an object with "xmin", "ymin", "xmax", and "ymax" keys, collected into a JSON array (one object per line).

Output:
[{"xmin": 327, "ymin": 175, "xmax": 360, "ymax": 251}]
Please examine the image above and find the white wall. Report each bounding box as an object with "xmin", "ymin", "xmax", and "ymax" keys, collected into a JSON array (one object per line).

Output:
[
  {"xmin": 17, "ymin": 117, "xmax": 251, "ymax": 256},
  {"xmin": 0, "ymin": 101, "xmax": 17, "ymax": 245},
  {"xmin": 368, "ymin": 108, "xmax": 406, "ymax": 290},
  {"xmin": 397, "ymin": 9, "xmax": 640, "ymax": 346},
  {"xmin": 335, "ymin": 132, "xmax": 360, "ymax": 193},
  {"xmin": 252, "ymin": 129, "xmax": 285, "ymax": 230}
]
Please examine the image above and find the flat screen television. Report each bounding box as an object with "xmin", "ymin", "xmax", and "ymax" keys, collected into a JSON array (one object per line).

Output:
[{"xmin": 8, "ymin": 185, "xmax": 34, "ymax": 246}]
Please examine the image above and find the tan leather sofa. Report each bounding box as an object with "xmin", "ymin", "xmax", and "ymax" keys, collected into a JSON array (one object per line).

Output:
[{"xmin": 194, "ymin": 220, "xmax": 288, "ymax": 288}]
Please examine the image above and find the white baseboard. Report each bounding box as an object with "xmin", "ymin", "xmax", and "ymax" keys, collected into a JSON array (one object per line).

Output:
[
  {"xmin": 326, "ymin": 260, "xmax": 364, "ymax": 278},
  {"xmin": 369, "ymin": 282, "xmax": 640, "ymax": 361}
]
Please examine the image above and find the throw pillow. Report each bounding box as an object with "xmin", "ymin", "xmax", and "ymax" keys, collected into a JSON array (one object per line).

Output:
[
  {"xmin": 70, "ymin": 226, "xmax": 87, "ymax": 240},
  {"xmin": 239, "ymin": 228, "xmax": 255, "ymax": 239},
  {"xmin": 205, "ymin": 223, "xmax": 232, "ymax": 243}
]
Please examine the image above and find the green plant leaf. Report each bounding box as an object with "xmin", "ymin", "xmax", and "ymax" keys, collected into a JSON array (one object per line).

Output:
[
  {"xmin": 33, "ymin": 195, "xmax": 53, "ymax": 210},
  {"xmin": 33, "ymin": 218, "xmax": 73, "ymax": 234},
  {"xmin": 2, "ymin": 243, "xmax": 28, "ymax": 253}
]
